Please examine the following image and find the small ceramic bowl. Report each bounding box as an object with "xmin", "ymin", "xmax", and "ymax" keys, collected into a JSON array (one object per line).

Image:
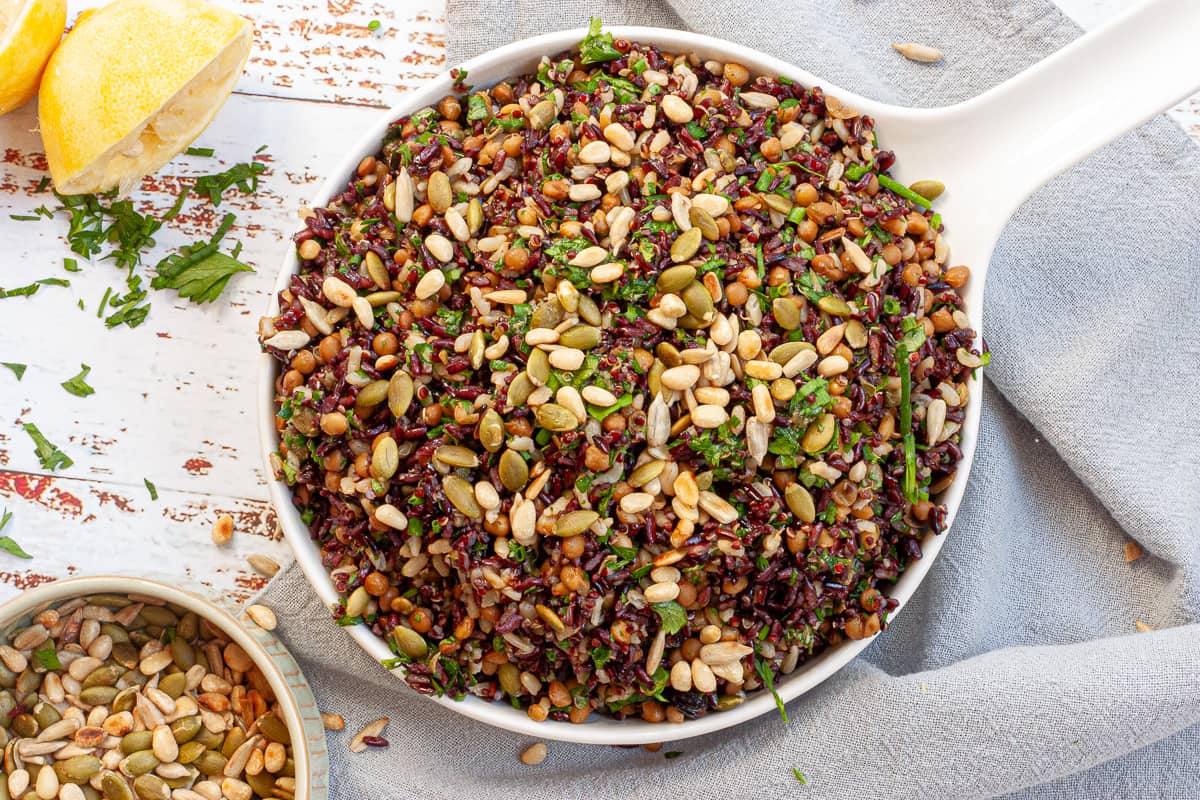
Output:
[{"xmin": 0, "ymin": 576, "xmax": 329, "ymax": 800}]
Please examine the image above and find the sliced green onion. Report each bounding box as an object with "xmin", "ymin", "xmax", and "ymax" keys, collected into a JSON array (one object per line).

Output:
[{"xmin": 877, "ymin": 174, "xmax": 932, "ymax": 209}]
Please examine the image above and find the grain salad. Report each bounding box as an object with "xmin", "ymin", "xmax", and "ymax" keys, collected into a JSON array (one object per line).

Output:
[{"xmin": 261, "ymin": 20, "xmax": 983, "ymax": 725}]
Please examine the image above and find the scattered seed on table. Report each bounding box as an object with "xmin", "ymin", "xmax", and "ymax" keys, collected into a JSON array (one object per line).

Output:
[
  {"xmin": 321, "ymin": 712, "xmax": 345, "ymax": 731},
  {"xmin": 892, "ymin": 42, "xmax": 943, "ymax": 62},
  {"xmin": 246, "ymin": 604, "xmax": 277, "ymax": 630},
  {"xmin": 520, "ymin": 742, "xmax": 547, "ymax": 765},
  {"xmin": 1135, "ymin": 621, "xmax": 1155, "ymax": 633},
  {"xmin": 247, "ymin": 553, "xmax": 281, "ymax": 577},
  {"xmin": 349, "ymin": 717, "xmax": 389, "ymax": 753},
  {"xmin": 212, "ymin": 514, "xmax": 234, "ymax": 545},
  {"xmin": 1123, "ymin": 542, "xmax": 1143, "ymax": 563}
]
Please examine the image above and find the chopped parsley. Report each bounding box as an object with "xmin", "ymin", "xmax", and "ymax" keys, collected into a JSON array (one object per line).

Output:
[
  {"xmin": 2, "ymin": 363, "xmax": 26, "ymax": 380},
  {"xmin": 192, "ymin": 156, "xmax": 268, "ymax": 206},
  {"xmin": 578, "ymin": 17, "xmax": 621, "ymax": 65},
  {"xmin": 23, "ymin": 424, "xmax": 73, "ymax": 472},
  {"xmin": 144, "ymin": 479, "xmax": 158, "ymax": 501},
  {"xmin": 0, "ymin": 509, "xmax": 32, "ymax": 559},
  {"xmin": 1, "ymin": 277, "xmax": 70, "ymax": 299},
  {"xmin": 151, "ymin": 213, "xmax": 254, "ymax": 303},
  {"xmin": 33, "ymin": 642, "xmax": 61, "ymax": 670},
  {"xmin": 792, "ymin": 768, "xmax": 807, "ymax": 784},
  {"xmin": 755, "ymin": 651, "xmax": 789, "ymax": 722},
  {"xmin": 590, "ymin": 646, "xmax": 613, "ymax": 670},
  {"xmin": 185, "ymin": 147, "xmax": 215, "ymax": 157},
  {"xmin": 651, "ymin": 601, "xmax": 687, "ymax": 634},
  {"xmin": 60, "ymin": 364, "xmax": 95, "ymax": 398}
]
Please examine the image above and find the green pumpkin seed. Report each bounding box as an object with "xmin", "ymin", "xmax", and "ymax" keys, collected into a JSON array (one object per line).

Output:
[
  {"xmin": 655, "ymin": 343, "xmax": 681, "ymax": 367},
  {"xmin": 817, "ymin": 295, "xmax": 852, "ymax": 317},
  {"xmin": 0, "ymin": 663, "xmax": 16, "ymax": 690},
  {"xmin": 628, "ymin": 459, "xmax": 665, "ymax": 488},
  {"xmin": 427, "ymin": 171, "xmax": 452, "ymax": 213},
  {"xmin": 477, "ymin": 409, "xmax": 504, "ymax": 452},
  {"xmin": 132, "ymin": 774, "xmax": 169, "ymax": 800},
  {"xmin": 120, "ymin": 750, "xmax": 159, "ymax": 777},
  {"xmin": 111, "ymin": 642, "xmax": 139, "ymax": 670},
  {"xmin": 169, "ymin": 715, "xmax": 201, "ymax": 744},
  {"xmin": 81, "ymin": 664, "xmax": 122, "ymax": 690},
  {"xmin": 32, "ymin": 700, "xmax": 62, "ymax": 727},
  {"xmin": 534, "ymin": 403, "xmax": 578, "ymax": 432},
  {"xmin": 387, "ymin": 371, "xmax": 414, "ymax": 418},
  {"xmin": 120, "ymin": 731, "xmax": 154, "ymax": 755},
  {"xmin": 191, "ymin": 728, "xmax": 223, "ymax": 751},
  {"xmin": 669, "ymin": 227, "xmax": 702, "ymax": 263},
  {"xmin": 220, "ymin": 728, "xmax": 246, "ymax": 759},
  {"xmin": 88, "ymin": 594, "xmax": 132, "ymax": 608},
  {"xmin": 844, "ymin": 319, "xmax": 868, "ymax": 349},
  {"xmin": 177, "ymin": 741, "xmax": 206, "ymax": 765},
  {"xmin": 716, "ymin": 692, "xmax": 746, "ymax": 710},
  {"xmin": 158, "ymin": 672, "xmax": 186, "ymax": 700},
  {"xmin": 762, "ymin": 192, "xmax": 793, "ymax": 214},
  {"xmin": 364, "ymin": 251, "xmax": 389, "ymax": 290},
  {"xmin": 558, "ymin": 324, "xmax": 601, "ymax": 350},
  {"xmin": 54, "ymin": 755, "xmax": 101, "ymax": 785},
  {"xmin": 10, "ymin": 712, "xmax": 37, "ymax": 737},
  {"xmin": 16, "ymin": 667, "xmax": 39, "ymax": 693},
  {"xmin": 392, "ymin": 626, "xmax": 428, "ymax": 660},
  {"xmin": 258, "ymin": 713, "xmax": 291, "ymax": 745},
  {"xmin": 111, "ymin": 686, "xmax": 138, "ymax": 713},
  {"xmin": 497, "ymin": 662, "xmax": 521, "ymax": 696},
  {"xmin": 802, "ymin": 413, "xmax": 837, "ymax": 454},
  {"xmin": 443, "ymin": 475, "xmax": 481, "ymax": 519},
  {"xmin": 555, "ymin": 510, "xmax": 599, "ymax": 537},
  {"xmin": 176, "ymin": 611, "xmax": 198, "ymax": 641},
  {"xmin": 467, "ymin": 198, "xmax": 483, "ymax": 235},
  {"xmin": 246, "ymin": 771, "xmax": 276, "ymax": 798},
  {"xmin": 785, "ymin": 483, "xmax": 816, "ymax": 523},
  {"xmin": 688, "ymin": 206, "xmax": 719, "ymax": 240},
  {"xmin": 0, "ymin": 691, "xmax": 14, "ymax": 725},
  {"xmin": 526, "ymin": 348, "xmax": 550, "ymax": 386},
  {"xmin": 655, "ymin": 264, "xmax": 696, "ymax": 294},
  {"xmin": 434, "ymin": 445, "xmax": 479, "ymax": 468},
  {"xmin": 161, "ymin": 770, "xmax": 198, "ymax": 791},
  {"xmin": 139, "ymin": 606, "xmax": 178, "ymax": 627},
  {"xmin": 768, "ymin": 340, "xmax": 815, "ymax": 365},
  {"xmin": 192, "ymin": 750, "xmax": 227, "ymax": 776},
  {"xmin": 498, "ymin": 449, "xmax": 529, "ymax": 492},
  {"xmin": 577, "ymin": 295, "xmax": 601, "ymax": 326},
  {"xmin": 78, "ymin": 686, "xmax": 118, "ymax": 706},
  {"xmin": 507, "ymin": 371, "xmax": 534, "ymax": 407},
  {"xmin": 647, "ymin": 360, "xmax": 664, "ymax": 398},
  {"xmin": 681, "ymin": 281, "xmax": 715, "ymax": 323},
  {"xmin": 101, "ymin": 773, "xmax": 134, "ymax": 800},
  {"xmin": 908, "ymin": 179, "xmax": 945, "ymax": 201},
  {"xmin": 529, "ymin": 297, "xmax": 563, "ymax": 329},
  {"xmin": 365, "ymin": 290, "xmax": 401, "ymax": 307},
  {"xmin": 101, "ymin": 623, "xmax": 132, "ymax": 642},
  {"xmin": 528, "ymin": 99, "xmax": 557, "ymax": 130},
  {"xmin": 370, "ymin": 436, "xmax": 399, "ymax": 480},
  {"xmin": 772, "ymin": 296, "xmax": 801, "ymax": 330},
  {"xmin": 355, "ymin": 379, "xmax": 390, "ymax": 411}
]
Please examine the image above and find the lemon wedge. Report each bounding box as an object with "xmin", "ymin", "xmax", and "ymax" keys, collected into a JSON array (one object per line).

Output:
[
  {"xmin": 0, "ymin": 0, "xmax": 67, "ymax": 115},
  {"xmin": 38, "ymin": 0, "xmax": 252, "ymax": 195}
]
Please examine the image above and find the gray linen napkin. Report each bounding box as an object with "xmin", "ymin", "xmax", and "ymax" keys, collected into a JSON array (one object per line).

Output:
[{"xmin": 260, "ymin": 1, "xmax": 1200, "ymax": 796}]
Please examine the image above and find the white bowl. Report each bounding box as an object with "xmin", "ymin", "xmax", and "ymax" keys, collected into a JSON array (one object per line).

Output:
[
  {"xmin": 0, "ymin": 576, "xmax": 330, "ymax": 798},
  {"xmin": 257, "ymin": 25, "xmax": 981, "ymax": 747}
]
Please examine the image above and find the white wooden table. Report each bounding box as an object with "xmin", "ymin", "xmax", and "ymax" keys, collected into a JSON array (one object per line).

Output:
[{"xmin": 0, "ymin": 0, "xmax": 1195, "ymax": 605}]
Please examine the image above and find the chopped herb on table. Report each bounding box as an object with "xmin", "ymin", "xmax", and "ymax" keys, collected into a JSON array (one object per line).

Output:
[
  {"xmin": 0, "ymin": 277, "xmax": 70, "ymax": 299},
  {"xmin": 0, "ymin": 509, "xmax": 32, "ymax": 559},
  {"xmin": 23, "ymin": 423, "xmax": 73, "ymax": 472},
  {"xmin": 60, "ymin": 363, "xmax": 95, "ymax": 398},
  {"xmin": 192, "ymin": 155, "xmax": 268, "ymax": 206},
  {"xmin": 2, "ymin": 363, "xmax": 26, "ymax": 380},
  {"xmin": 144, "ymin": 478, "xmax": 159, "ymax": 501},
  {"xmin": 151, "ymin": 213, "xmax": 254, "ymax": 303}
]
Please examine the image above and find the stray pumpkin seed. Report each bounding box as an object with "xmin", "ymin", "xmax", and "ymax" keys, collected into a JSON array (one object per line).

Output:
[
  {"xmin": 443, "ymin": 475, "xmax": 482, "ymax": 518},
  {"xmin": 908, "ymin": 180, "xmax": 945, "ymax": 201},
  {"xmin": 555, "ymin": 510, "xmax": 599, "ymax": 537},
  {"xmin": 670, "ymin": 227, "xmax": 702, "ymax": 263}
]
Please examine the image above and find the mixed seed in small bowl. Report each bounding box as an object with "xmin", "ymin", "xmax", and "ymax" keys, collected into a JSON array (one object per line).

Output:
[
  {"xmin": 261, "ymin": 23, "xmax": 983, "ymax": 731},
  {"xmin": 0, "ymin": 578, "xmax": 327, "ymax": 800}
]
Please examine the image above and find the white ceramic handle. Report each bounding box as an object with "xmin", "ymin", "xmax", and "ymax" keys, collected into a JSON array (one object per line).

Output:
[{"xmin": 943, "ymin": 0, "xmax": 1200, "ymax": 224}]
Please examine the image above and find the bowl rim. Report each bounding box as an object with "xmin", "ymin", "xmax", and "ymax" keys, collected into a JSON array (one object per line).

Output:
[
  {"xmin": 0, "ymin": 575, "xmax": 317, "ymax": 795},
  {"xmin": 256, "ymin": 24, "xmax": 982, "ymax": 745}
]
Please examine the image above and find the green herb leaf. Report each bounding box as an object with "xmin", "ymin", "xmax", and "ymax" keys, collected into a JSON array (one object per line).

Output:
[
  {"xmin": 754, "ymin": 652, "xmax": 789, "ymax": 722},
  {"xmin": 587, "ymin": 392, "xmax": 633, "ymax": 422},
  {"xmin": 151, "ymin": 213, "xmax": 254, "ymax": 303},
  {"xmin": 144, "ymin": 479, "xmax": 158, "ymax": 501},
  {"xmin": 651, "ymin": 601, "xmax": 687, "ymax": 635},
  {"xmin": 876, "ymin": 174, "xmax": 932, "ymax": 210},
  {"xmin": 578, "ymin": 16, "xmax": 621, "ymax": 64},
  {"xmin": 2, "ymin": 363, "xmax": 26, "ymax": 380},
  {"xmin": 590, "ymin": 646, "xmax": 612, "ymax": 670},
  {"xmin": 366, "ymin": 18, "xmax": 380, "ymax": 31},
  {"xmin": 792, "ymin": 768, "xmax": 807, "ymax": 784},
  {"xmin": 33, "ymin": 642, "xmax": 61, "ymax": 670},
  {"xmin": 185, "ymin": 147, "xmax": 215, "ymax": 157},
  {"xmin": 193, "ymin": 158, "xmax": 267, "ymax": 206},
  {"xmin": 843, "ymin": 162, "xmax": 870, "ymax": 181},
  {"xmin": 23, "ymin": 424, "xmax": 73, "ymax": 472},
  {"xmin": 1, "ymin": 277, "xmax": 70, "ymax": 299},
  {"xmin": 63, "ymin": 258, "xmax": 80, "ymax": 272},
  {"xmin": 60, "ymin": 364, "xmax": 95, "ymax": 398},
  {"xmin": 466, "ymin": 93, "xmax": 490, "ymax": 122},
  {"xmin": 0, "ymin": 510, "xmax": 31, "ymax": 560}
]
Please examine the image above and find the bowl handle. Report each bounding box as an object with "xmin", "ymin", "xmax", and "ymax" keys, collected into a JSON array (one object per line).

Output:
[{"xmin": 937, "ymin": 0, "xmax": 1200, "ymax": 226}]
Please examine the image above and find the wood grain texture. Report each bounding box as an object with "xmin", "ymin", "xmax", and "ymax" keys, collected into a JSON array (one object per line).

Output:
[{"xmin": 0, "ymin": 0, "xmax": 1196, "ymax": 605}]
